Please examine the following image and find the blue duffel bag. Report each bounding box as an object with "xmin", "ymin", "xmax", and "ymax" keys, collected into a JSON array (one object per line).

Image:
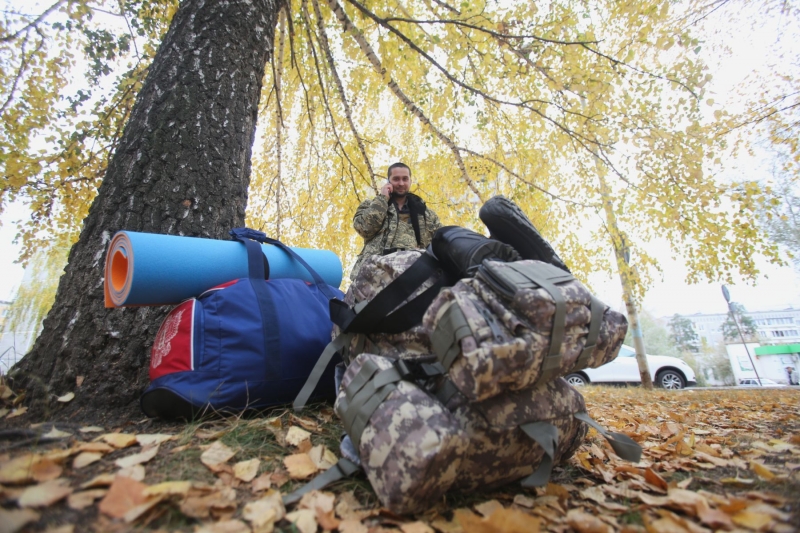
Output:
[{"xmin": 140, "ymin": 228, "xmax": 344, "ymax": 418}]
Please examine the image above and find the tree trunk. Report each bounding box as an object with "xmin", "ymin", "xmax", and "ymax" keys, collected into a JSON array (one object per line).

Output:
[{"xmin": 11, "ymin": 0, "xmax": 279, "ymax": 423}]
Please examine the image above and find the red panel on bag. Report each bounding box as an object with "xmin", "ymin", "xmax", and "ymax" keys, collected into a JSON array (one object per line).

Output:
[{"xmin": 150, "ymin": 299, "xmax": 195, "ymax": 380}]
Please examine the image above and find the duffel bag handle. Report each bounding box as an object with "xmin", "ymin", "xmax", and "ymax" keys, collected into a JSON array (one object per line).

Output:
[{"xmin": 230, "ymin": 227, "xmax": 338, "ymax": 301}]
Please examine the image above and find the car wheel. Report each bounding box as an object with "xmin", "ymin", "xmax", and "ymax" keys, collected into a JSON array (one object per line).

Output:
[
  {"xmin": 656, "ymin": 370, "xmax": 685, "ymax": 390},
  {"xmin": 566, "ymin": 373, "xmax": 588, "ymax": 387}
]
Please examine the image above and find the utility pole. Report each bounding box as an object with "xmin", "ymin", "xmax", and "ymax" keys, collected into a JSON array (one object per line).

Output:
[
  {"xmin": 721, "ymin": 285, "xmax": 762, "ymax": 386},
  {"xmin": 596, "ymin": 167, "xmax": 653, "ymax": 389}
]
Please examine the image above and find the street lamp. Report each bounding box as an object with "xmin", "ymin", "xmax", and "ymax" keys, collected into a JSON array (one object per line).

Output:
[{"xmin": 722, "ymin": 285, "xmax": 762, "ymax": 386}]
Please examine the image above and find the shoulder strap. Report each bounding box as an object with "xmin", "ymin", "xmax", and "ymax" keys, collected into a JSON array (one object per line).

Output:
[
  {"xmin": 331, "ymin": 253, "xmax": 451, "ymax": 334},
  {"xmin": 282, "ymin": 458, "xmax": 360, "ymax": 506},
  {"xmin": 574, "ymin": 411, "xmax": 642, "ymax": 463}
]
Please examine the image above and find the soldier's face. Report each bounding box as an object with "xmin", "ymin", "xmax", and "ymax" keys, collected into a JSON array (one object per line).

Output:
[{"xmin": 388, "ymin": 167, "xmax": 411, "ymax": 197}]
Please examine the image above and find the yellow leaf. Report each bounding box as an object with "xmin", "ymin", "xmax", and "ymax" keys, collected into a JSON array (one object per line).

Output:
[
  {"xmin": 284, "ymin": 453, "xmax": 318, "ymax": 479},
  {"xmin": 0, "ymin": 508, "xmax": 40, "ymax": 533},
  {"xmin": 143, "ymin": 480, "xmax": 191, "ymax": 497},
  {"xmin": 72, "ymin": 452, "xmax": 103, "ymax": 470},
  {"xmin": 135, "ymin": 434, "xmax": 175, "ymax": 447},
  {"xmin": 98, "ymin": 476, "xmax": 148, "ymax": 519},
  {"xmin": 750, "ymin": 461, "xmax": 776, "ymax": 481},
  {"xmin": 56, "ymin": 392, "xmax": 74, "ymax": 403},
  {"xmin": 731, "ymin": 510, "xmax": 773, "ymax": 530},
  {"xmin": 286, "ymin": 426, "xmax": 312, "ymax": 447},
  {"xmin": 114, "ymin": 445, "xmax": 160, "ymax": 469},
  {"xmin": 67, "ymin": 489, "xmax": 107, "ymax": 510},
  {"xmin": 200, "ymin": 441, "xmax": 236, "ymax": 472},
  {"xmin": 17, "ymin": 479, "xmax": 73, "ymax": 507},
  {"xmin": 101, "ymin": 433, "xmax": 138, "ymax": 449},
  {"xmin": 0, "ymin": 454, "xmax": 41, "ymax": 485},
  {"xmin": 242, "ymin": 489, "xmax": 285, "ymax": 527},
  {"xmin": 233, "ymin": 458, "xmax": 260, "ymax": 482},
  {"xmin": 286, "ymin": 509, "xmax": 317, "ymax": 533}
]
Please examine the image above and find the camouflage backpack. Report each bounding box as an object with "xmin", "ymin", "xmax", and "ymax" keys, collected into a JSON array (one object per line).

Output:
[{"xmin": 287, "ymin": 231, "xmax": 641, "ymax": 513}]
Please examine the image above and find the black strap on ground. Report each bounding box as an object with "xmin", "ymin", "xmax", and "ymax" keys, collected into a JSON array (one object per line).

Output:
[
  {"xmin": 330, "ymin": 253, "xmax": 449, "ymax": 334},
  {"xmin": 282, "ymin": 458, "xmax": 360, "ymax": 506}
]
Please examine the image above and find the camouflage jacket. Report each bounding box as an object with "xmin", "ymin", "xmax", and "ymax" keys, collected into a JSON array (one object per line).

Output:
[{"xmin": 350, "ymin": 193, "xmax": 442, "ymax": 280}]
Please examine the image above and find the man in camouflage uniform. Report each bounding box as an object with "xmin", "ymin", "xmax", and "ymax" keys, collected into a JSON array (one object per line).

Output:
[{"xmin": 350, "ymin": 162, "xmax": 442, "ymax": 280}]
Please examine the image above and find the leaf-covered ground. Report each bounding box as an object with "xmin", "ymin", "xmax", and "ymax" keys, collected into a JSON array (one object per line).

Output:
[{"xmin": 1, "ymin": 386, "xmax": 798, "ymax": 532}]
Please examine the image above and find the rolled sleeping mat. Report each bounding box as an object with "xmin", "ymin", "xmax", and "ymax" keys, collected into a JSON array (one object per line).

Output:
[{"xmin": 104, "ymin": 230, "xmax": 343, "ymax": 308}]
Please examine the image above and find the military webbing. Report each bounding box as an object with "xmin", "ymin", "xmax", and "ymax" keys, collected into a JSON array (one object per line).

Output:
[
  {"xmin": 434, "ymin": 378, "xmax": 460, "ymax": 406},
  {"xmin": 574, "ymin": 412, "xmax": 642, "ymax": 463},
  {"xmin": 282, "ymin": 458, "xmax": 360, "ymax": 506},
  {"xmin": 292, "ymin": 333, "xmax": 352, "ymax": 411},
  {"xmin": 336, "ymin": 361, "xmax": 404, "ymax": 449},
  {"xmin": 478, "ymin": 261, "xmax": 573, "ymax": 384},
  {"xmin": 573, "ymin": 296, "xmax": 604, "ymax": 371},
  {"xmin": 431, "ymin": 301, "xmax": 474, "ymax": 370},
  {"xmin": 519, "ymin": 421, "xmax": 559, "ymax": 488}
]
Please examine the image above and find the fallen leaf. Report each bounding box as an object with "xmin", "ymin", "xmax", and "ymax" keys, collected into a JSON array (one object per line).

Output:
[
  {"xmin": 72, "ymin": 452, "xmax": 103, "ymax": 470},
  {"xmin": 286, "ymin": 426, "xmax": 312, "ymax": 447},
  {"xmin": 143, "ymin": 480, "xmax": 192, "ymax": 497},
  {"xmin": 566, "ymin": 509, "xmax": 612, "ymax": 533},
  {"xmin": 251, "ymin": 473, "xmax": 272, "ymax": 492},
  {"xmin": 79, "ymin": 426, "xmax": 103, "ymax": 433},
  {"xmin": 76, "ymin": 376, "xmax": 84, "ymax": 387},
  {"xmin": 242, "ymin": 489, "xmax": 285, "ymax": 527},
  {"xmin": 115, "ymin": 444, "xmax": 160, "ymax": 469},
  {"xmin": 270, "ymin": 470, "xmax": 289, "ymax": 487},
  {"xmin": 335, "ymin": 490, "xmax": 374, "ymax": 521},
  {"xmin": 0, "ymin": 408, "xmax": 8, "ymax": 418},
  {"xmin": 136, "ymin": 434, "xmax": 175, "ymax": 447},
  {"xmin": 7, "ymin": 407, "xmax": 28, "ymax": 418},
  {"xmin": 42, "ymin": 428, "xmax": 72, "ymax": 439},
  {"xmin": 308, "ymin": 444, "xmax": 337, "ymax": 470},
  {"xmin": 117, "ymin": 464, "xmax": 146, "ymax": 481},
  {"xmin": 56, "ymin": 392, "xmax": 74, "ymax": 403},
  {"xmin": 67, "ymin": 489, "xmax": 108, "ymax": 510},
  {"xmin": 200, "ymin": 441, "xmax": 236, "ymax": 472},
  {"xmin": 474, "ymin": 500, "xmax": 504, "ymax": 517},
  {"xmin": 80, "ymin": 473, "xmax": 116, "ymax": 489},
  {"xmin": 512, "ymin": 494, "xmax": 535, "ymax": 508},
  {"xmin": 102, "ymin": 433, "xmax": 138, "ymax": 449},
  {"xmin": 30, "ymin": 458, "xmax": 62, "ymax": 482},
  {"xmin": 98, "ymin": 476, "xmax": 148, "ymax": 519},
  {"xmin": 291, "ymin": 414, "xmax": 321, "ymax": 432},
  {"xmin": 732, "ymin": 510, "xmax": 773, "ymax": 530},
  {"xmin": 0, "ymin": 508, "xmax": 40, "ymax": 533},
  {"xmin": 18, "ymin": 479, "xmax": 73, "ymax": 507},
  {"xmin": 286, "ymin": 509, "xmax": 317, "ymax": 533},
  {"xmin": 645, "ymin": 468, "xmax": 669, "ymax": 491},
  {"xmin": 455, "ymin": 507, "xmax": 540, "ymax": 533},
  {"xmin": 720, "ymin": 477, "xmax": 756, "ymax": 487},
  {"xmin": 233, "ymin": 458, "xmax": 260, "ymax": 482},
  {"xmin": 430, "ymin": 516, "xmax": 464, "ymax": 533},
  {"xmin": 124, "ymin": 494, "xmax": 165, "ymax": 523},
  {"xmin": 0, "ymin": 454, "xmax": 39, "ymax": 484},
  {"xmin": 750, "ymin": 461, "xmax": 777, "ymax": 481},
  {"xmin": 299, "ymin": 490, "xmax": 338, "ymax": 529},
  {"xmin": 77, "ymin": 442, "xmax": 114, "ymax": 453},
  {"xmin": 284, "ymin": 453, "xmax": 318, "ymax": 479},
  {"xmin": 193, "ymin": 519, "xmax": 251, "ymax": 533}
]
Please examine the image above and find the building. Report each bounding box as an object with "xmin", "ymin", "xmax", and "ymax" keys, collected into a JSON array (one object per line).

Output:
[{"xmin": 677, "ymin": 308, "xmax": 800, "ymax": 351}]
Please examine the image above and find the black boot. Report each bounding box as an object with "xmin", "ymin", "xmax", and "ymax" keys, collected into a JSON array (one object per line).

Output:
[{"xmin": 479, "ymin": 195, "xmax": 570, "ymax": 273}]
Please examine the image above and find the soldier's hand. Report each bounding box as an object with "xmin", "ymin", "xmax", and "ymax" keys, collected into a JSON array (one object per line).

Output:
[{"xmin": 380, "ymin": 182, "xmax": 393, "ymax": 199}]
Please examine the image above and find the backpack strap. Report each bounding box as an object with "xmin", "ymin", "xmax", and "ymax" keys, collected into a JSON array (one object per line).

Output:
[
  {"xmin": 519, "ymin": 422, "xmax": 559, "ymax": 487},
  {"xmin": 430, "ymin": 300, "xmax": 473, "ymax": 370},
  {"xmin": 574, "ymin": 296, "xmax": 604, "ymax": 371},
  {"xmin": 574, "ymin": 412, "xmax": 642, "ymax": 463},
  {"xmin": 330, "ymin": 253, "xmax": 451, "ymax": 334},
  {"xmin": 292, "ymin": 333, "xmax": 353, "ymax": 411}
]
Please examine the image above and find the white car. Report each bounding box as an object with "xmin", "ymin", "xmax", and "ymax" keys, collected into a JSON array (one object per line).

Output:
[
  {"xmin": 566, "ymin": 345, "xmax": 697, "ymax": 390},
  {"xmin": 739, "ymin": 378, "xmax": 786, "ymax": 388}
]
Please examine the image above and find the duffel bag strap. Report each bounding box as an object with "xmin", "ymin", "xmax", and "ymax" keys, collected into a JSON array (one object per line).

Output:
[
  {"xmin": 431, "ymin": 301, "xmax": 473, "ymax": 370},
  {"xmin": 230, "ymin": 227, "xmax": 338, "ymax": 301},
  {"xmin": 519, "ymin": 422, "xmax": 560, "ymax": 488},
  {"xmin": 282, "ymin": 458, "xmax": 360, "ymax": 506},
  {"xmin": 573, "ymin": 296, "xmax": 604, "ymax": 371},
  {"xmin": 574, "ymin": 412, "xmax": 642, "ymax": 463}
]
